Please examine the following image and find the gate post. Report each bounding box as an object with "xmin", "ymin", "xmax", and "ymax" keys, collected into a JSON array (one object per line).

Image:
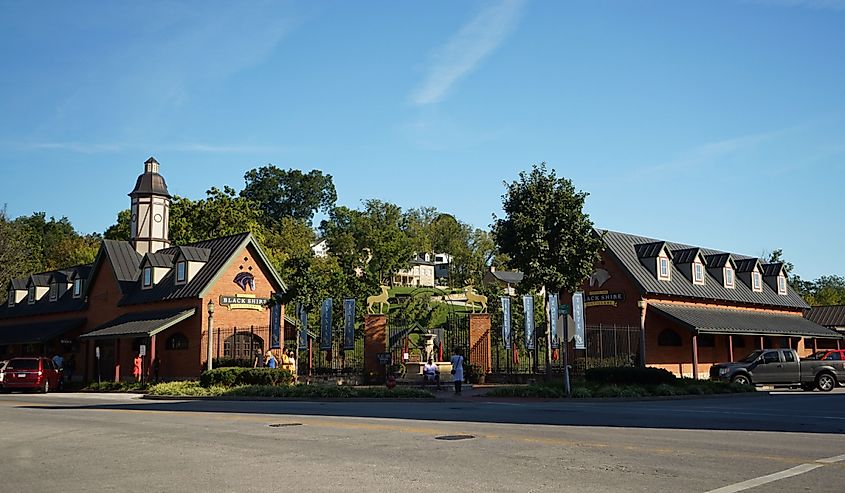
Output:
[
  {"xmin": 469, "ymin": 314, "xmax": 492, "ymax": 374},
  {"xmin": 364, "ymin": 314, "xmax": 388, "ymax": 382}
]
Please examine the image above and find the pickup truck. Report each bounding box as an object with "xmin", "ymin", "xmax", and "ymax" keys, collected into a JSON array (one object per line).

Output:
[{"xmin": 709, "ymin": 348, "xmax": 844, "ymax": 391}]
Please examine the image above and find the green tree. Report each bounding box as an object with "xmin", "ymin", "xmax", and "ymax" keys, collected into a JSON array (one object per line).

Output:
[
  {"xmin": 13, "ymin": 212, "xmax": 99, "ymax": 272},
  {"xmin": 805, "ymin": 276, "xmax": 845, "ymax": 306},
  {"xmin": 0, "ymin": 207, "xmax": 37, "ymax": 302},
  {"xmin": 104, "ymin": 209, "xmax": 132, "ymax": 241},
  {"xmin": 492, "ymin": 163, "xmax": 604, "ymax": 379},
  {"xmin": 170, "ymin": 187, "xmax": 267, "ymax": 245},
  {"xmin": 241, "ymin": 165, "xmax": 337, "ymax": 226}
]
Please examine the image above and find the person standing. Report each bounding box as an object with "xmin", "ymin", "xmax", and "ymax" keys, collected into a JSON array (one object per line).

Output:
[
  {"xmin": 64, "ymin": 354, "xmax": 76, "ymax": 384},
  {"xmin": 264, "ymin": 350, "xmax": 277, "ymax": 369},
  {"xmin": 133, "ymin": 354, "xmax": 143, "ymax": 383},
  {"xmin": 450, "ymin": 349, "xmax": 465, "ymax": 395}
]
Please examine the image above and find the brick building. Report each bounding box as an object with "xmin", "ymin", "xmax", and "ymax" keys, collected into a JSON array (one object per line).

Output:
[
  {"xmin": 577, "ymin": 230, "xmax": 841, "ymax": 378},
  {"xmin": 0, "ymin": 158, "xmax": 288, "ymax": 381}
]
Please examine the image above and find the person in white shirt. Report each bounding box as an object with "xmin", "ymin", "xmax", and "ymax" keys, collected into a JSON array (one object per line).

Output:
[
  {"xmin": 422, "ymin": 358, "xmax": 440, "ymax": 391},
  {"xmin": 450, "ymin": 349, "xmax": 465, "ymax": 395}
]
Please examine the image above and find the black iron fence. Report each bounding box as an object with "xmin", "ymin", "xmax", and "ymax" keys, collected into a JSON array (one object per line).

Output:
[{"xmin": 387, "ymin": 313, "xmax": 470, "ymax": 366}]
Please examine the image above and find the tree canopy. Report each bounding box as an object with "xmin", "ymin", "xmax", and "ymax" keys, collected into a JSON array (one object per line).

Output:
[{"xmin": 241, "ymin": 165, "xmax": 336, "ymax": 225}]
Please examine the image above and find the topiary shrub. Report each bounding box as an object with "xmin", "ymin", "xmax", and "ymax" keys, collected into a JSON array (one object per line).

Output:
[
  {"xmin": 585, "ymin": 367, "xmax": 676, "ymax": 386},
  {"xmin": 200, "ymin": 368, "xmax": 294, "ymax": 388}
]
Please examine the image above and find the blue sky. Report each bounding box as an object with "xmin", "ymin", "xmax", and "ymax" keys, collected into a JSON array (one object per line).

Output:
[{"xmin": 1, "ymin": 0, "xmax": 843, "ymax": 280}]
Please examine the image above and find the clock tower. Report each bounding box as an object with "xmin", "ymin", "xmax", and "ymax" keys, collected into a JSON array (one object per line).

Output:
[{"xmin": 129, "ymin": 157, "xmax": 171, "ymax": 255}]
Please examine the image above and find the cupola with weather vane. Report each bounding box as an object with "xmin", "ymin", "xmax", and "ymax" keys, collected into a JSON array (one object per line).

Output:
[{"xmin": 129, "ymin": 157, "xmax": 171, "ymax": 255}]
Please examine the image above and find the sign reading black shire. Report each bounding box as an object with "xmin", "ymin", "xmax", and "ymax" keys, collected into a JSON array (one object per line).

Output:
[
  {"xmin": 219, "ymin": 295, "xmax": 272, "ymax": 310},
  {"xmin": 584, "ymin": 291, "xmax": 625, "ymax": 308}
]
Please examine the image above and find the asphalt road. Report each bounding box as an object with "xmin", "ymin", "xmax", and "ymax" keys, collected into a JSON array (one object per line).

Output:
[{"xmin": 0, "ymin": 390, "xmax": 843, "ymax": 492}]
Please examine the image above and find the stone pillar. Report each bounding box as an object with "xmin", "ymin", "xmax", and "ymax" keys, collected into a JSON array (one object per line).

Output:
[
  {"xmin": 364, "ymin": 314, "xmax": 388, "ymax": 381},
  {"xmin": 468, "ymin": 313, "xmax": 492, "ymax": 374}
]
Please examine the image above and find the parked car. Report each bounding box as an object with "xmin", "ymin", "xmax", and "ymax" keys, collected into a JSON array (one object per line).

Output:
[
  {"xmin": 1, "ymin": 357, "xmax": 62, "ymax": 393},
  {"xmin": 710, "ymin": 348, "xmax": 844, "ymax": 391},
  {"xmin": 0, "ymin": 359, "xmax": 8, "ymax": 389}
]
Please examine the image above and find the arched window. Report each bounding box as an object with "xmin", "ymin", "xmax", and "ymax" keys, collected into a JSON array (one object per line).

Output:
[
  {"xmin": 657, "ymin": 329, "xmax": 682, "ymax": 347},
  {"xmin": 166, "ymin": 333, "xmax": 189, "ymax": 350},
  {"xmin": 223, "ymin": 332, "xmax": 264, "ymax": 360}
]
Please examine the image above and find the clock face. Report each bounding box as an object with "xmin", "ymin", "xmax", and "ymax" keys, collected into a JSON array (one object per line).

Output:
[{"xmin": 154, "ymin": 213, "xmax": 163, "ymax": 223}]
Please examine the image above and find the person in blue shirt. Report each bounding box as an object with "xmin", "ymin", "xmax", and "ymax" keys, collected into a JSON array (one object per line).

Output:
[{"xmin": 264, "ymin": 351, "xmax": 277, "ymax": 369}]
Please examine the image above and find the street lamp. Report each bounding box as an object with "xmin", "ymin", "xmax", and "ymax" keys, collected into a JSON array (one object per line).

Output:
[{"xmin": 207, "ymin": 299, "xmax": 215, "ymax": 371}]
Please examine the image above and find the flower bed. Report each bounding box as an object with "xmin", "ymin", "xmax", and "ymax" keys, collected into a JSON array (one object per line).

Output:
[{"xmin": 147, "ymin": 381, "xmax": 435, "ymax": 399}]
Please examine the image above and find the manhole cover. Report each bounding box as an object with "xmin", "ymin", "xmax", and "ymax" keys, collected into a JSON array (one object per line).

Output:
[
  {"xmin": 269, "ymin": 423, "xmax": 303, "ymax": 428},
  {"xmin": 434, "ymin": 434, "xmax": 475, "ymax": 441}
]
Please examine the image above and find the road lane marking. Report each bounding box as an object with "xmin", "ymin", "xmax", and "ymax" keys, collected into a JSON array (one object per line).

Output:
[{"xmin": 703, "ymin": 452, "xmax": 845, "ymax": 493}]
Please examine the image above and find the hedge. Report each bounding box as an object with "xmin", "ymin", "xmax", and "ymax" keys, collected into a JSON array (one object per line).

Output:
[
  {"xmin": 200, "ymin": 368, "xmax": 294, "ymax": 388},
  {"xmin": 584, "ymin": 366, "xmax": 676, "ymax": 386}
]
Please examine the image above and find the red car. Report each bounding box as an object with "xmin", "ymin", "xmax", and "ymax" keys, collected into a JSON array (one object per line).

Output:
[{"xmin": 1, "ymin": 357, "xmax": 62, "ymax": 393}]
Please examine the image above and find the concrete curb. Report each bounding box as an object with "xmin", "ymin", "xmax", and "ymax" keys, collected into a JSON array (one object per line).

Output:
[
  {"xmin": 140, "ymin": 394, "xmax": 439, "ymax": 403},
  {"xmin": 474, "ymin": 391, "xmax": 770, "ymax": 403}
]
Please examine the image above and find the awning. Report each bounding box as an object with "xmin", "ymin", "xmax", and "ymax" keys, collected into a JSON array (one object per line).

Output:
[
  {"xmin": 80, "ymin": 309, "xmax": 195, "ymax": 340},
  {"xmin": 0, "ymin": 318, "xmax": 86, "ymax": 345},
  {"xmin": 649, "ymin": 303, "xmax": 843, "ymax": 339}
]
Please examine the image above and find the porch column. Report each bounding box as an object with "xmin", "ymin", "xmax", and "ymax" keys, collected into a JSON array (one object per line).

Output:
[
  {"xmin": 149, "ymin": 334, "xmax": 157, "ymax": 382},
  {"xmin": 813, "ymin": 338, "xmax": 818, "ymax": 352},
  {"xmin": 728, "ymin": 335, "xmax": 734, "ymax": 362},
  {"xmin": 637, "ymin": 300, "xmax": 647, "ymax": 367},
  {"xmin": 759, "ymin": 336, "xmax": 764, "ymax": 349},
  {"xmin": 837, "ymin": 340, "xmax": 841, "ymax": 350},
  {"xmin": 114, "ymin": 339, "xmax": 121, "ymax": 382},
  {"xmin": 691, "ymin": 334, "xmax": 699, "ymax": 380},
  {"xmin": 787, "ymin": 338, "xmax": 793, "ymax": 349}
]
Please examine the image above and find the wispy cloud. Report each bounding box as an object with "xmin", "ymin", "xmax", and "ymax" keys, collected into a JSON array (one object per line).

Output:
[
  {"xmin": 411, "ymin": 0, "xmax": 525, "ymax": 105},
  {"xmin": 747, "ymin": 0, "xmax": 845, "ymax": 11}
]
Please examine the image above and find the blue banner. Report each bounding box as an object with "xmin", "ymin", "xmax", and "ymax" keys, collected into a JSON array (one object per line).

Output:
[
  {"xmin": 320, "ymin": 298, "xmax": 333, "ymax": 350},
  {"xmin": 523, "ymin": 295, "xmax": 535, "ymax": 350},
  {"xmin": 572, "ymin": 291, "xmax": 586, "ymax": 350},
  {"xmin": 298, "ymin": 303, "xmax": 308, "ymax": 351},
  {"xmin": 549, "ymin": 294, "xmax": 559, "ymax": 349},
  {"xmin": 269, "ymin": 294, "xmax": 281, "ymax": 349},
  {"xmin": 501, "ymin": 297, "xmax": 512, "ymax": 350},
  {"xmin": 343, "ymin": 298, "xmax": 356, "ymax": 350}
]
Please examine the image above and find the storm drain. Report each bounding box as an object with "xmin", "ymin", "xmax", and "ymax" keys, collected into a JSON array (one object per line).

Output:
[
  {"xmin": 268, "ymin": 423, "xmax": 303, "ymax": 428},
  {"xmin": 434, "ymin": 434, "xmax": 475, "ymax": 441}
]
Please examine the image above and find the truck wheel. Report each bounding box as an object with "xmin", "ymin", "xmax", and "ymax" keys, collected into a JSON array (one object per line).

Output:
[
  {"xmin": 816, "ymin": 373, "xmax": 836, "ymax": 392},
  {"xmin": 731, "ymin": 374, "xmax": 751, "ymax": 386}
]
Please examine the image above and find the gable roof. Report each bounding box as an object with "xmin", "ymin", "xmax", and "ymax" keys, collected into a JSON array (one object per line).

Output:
[
  {"xmin": 635, "ymin": 241, "xmax": 671, "ymax": 259},
  {"xmin": 671, "ymin": 248, "xmax": 703, "ymax": 264},
  {"xmin": 735, "ymin": 258, "xmax": 762, "ymax": 273},
  {"xmin": 705, "ymin": 253, "xmax": 735, "ymax": 269},
  {"xmin": 805, "ymin": 305, "xmax": 845, "ymax": 328},
  {"xmin": 599, "ymin": 229, "xmax": 809, "ymax": 310},
  {"xmin": 143, "ymin": 252, "xmax": 175, "ymax": 268},
  {"xmin": 119, "ymin": 232, "xmax": 286, "ymax": 306},
  {"xmin": 762, "ymin": 263, "xmax": 785, "ymax": 277},
  {"xmin": 175, "ymin": 246, "xmax": 211, "ymax": 263}
]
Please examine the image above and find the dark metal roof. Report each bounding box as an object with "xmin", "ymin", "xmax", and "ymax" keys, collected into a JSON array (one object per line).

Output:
[
  {"xmin": 762, "ymin": 263, "xmax": 784, "ymax": 277},
  {"xmin": 49, "ymin": 271, "xmax": 69, "ymax": 284},
  {"xmin": 175, "ymin": 246, "xmax": 211, "ymax": 262},
  {"xmin": 102, "ymin": 240, "xmax": 142, "ymax": 283},
  {"xmin": 635, "ymin": 241, "xmax": 669, "ymax": 259},
  {"xmin": 8, "ymin": 279, "xmax": 28, "ymax": 290},
  {"xmin": 671, "ymin": 248, "xmax": 702, "ymax": 264},
  {"xmin": 0, "ymin": 267, "xmax": 89, "ymax": 320},
  {"xmin": 806, "ymin": 305, "xmax": 845, "ymax": 328},
  {"xmin": 28, "ymin": 274, "xmax": 52, "ymax": 287},
  {"xmin": 649, "ymin": 303, "xmax": 841, "ymax": 339},
  {"xmin": 0, "ymin": 318, "xmax": 86, "ymax": 345},
  {"xmin": 487, "ymin": 270, "xmax": 524, "ymax": 284},
  {"xmin": 735, "ymin": 258, "xmax": 762, "ymax": 273},
  {"xmin": 143, "ymin": 252, "xmax": 175, "ymax": 268},
  {"xmin": 705, "ymin": 253, "xmax": 733, "ymax": 269},
  {"xmin": 599, "ymin": 230, "xmax": 809, "ymax": 309},
  {"xmin": 80, "ymin": 309, "xmax": 195, "ymax": 340},
  {"xmin": 129, "ymin": 158, "xmax": 170, "ymax": 198}
]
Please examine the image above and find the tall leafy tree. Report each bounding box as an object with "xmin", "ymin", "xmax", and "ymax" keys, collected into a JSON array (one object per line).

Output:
[
  {"xmin": 13, "ymin": 212, "xmax": 99, "ymax": 272},
  {"xmin": 241, "ymin": 165, "xmax": 337, "ymax": 225},
  {"xmin": 0, "ymin": 208, "xmax": 37, "ymax": 302},
  {"xmin": 492, "ymin": 163, "xmax": 604, "ymax": 379}
]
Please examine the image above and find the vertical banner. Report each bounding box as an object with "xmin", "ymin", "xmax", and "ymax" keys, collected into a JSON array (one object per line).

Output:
[
  {"xmin": 269, "ymin": 294, "xmax": 281, "ymax": 349},
  {"xmin": 320, "ymin": 298, "xmax": 333, "ymax": 350},
  {"xmin": 523, "ymin": 295, "xmax": 535, "ymax": 350},
  {"xmin": 298, "ymin": 303, "xmax": 308, "ymax": 351},
  {"xmin": 343, "ymin": 298, "xmax": 356, "ymax": 350},
  {"xmin": 572, "ymin": 291, "xmax": 586, "ymax": 350},
  {"xmin": 548, "ymin": 294, "xmax": 559, "ymax": 349},
  {"xmin": 501, "ymin": 297, "xmax": 512, "ymax": 350}
]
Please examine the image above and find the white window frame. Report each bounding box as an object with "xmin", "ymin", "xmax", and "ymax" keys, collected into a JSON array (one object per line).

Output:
[
  {"xmin": 777, "ymin": 275, "xmax": 787, "ymax": 295},
  {"xmin": 693, "ymin": 261, "xmax": 705, "ymax": 285},
  {"xmin": 724, "ymin": 267, "xmax": 735, "ymax": 289},
  {"xmin": 142, "ymin": 267, "xmax": 153, "ymax": 289},
  {"xmin": 49, "ymin": 283, "xmax": 58, "ymax": 301},
  {"xmin": 658, "ymin": 256, "xmax": 671, "ymax": 281},
  {"xmin": 72, "ymin": 279, "xmax": 83, "ymax": 298},
  {"xmin": 176, "ymin": 261, "xmax": 187, "ymax": 284},
  {"xmin": 752, "ymin": 271, "xmax": 762, "ymax": 292}
]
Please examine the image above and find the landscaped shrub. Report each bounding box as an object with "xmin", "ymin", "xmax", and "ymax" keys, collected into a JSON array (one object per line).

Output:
[
  {"xmin": 200, "ymin": 368, "xmax": 294, "ymax": 388},
  {"xmin": 84, "ymin": 381, "xmax": 147, "ymax": 392},
  {"xmin": 571, "ymin": 386, "xmax": 593, "ymax": 398},
  {"xmin": 147, "ymin": 382, "xmax": 435, "ymax": 399},
  {"xmin": 618, "ymin": 385, "xmax": 646, "ymax": 398},
  {"xmin": 149, "ymin": 381, "xmax": 224, "ymax": 396},
  {"xmin": 585, "ymin": 367, "xmax": 676, "ymax": 386},
  {"xmin": 593, "ymin": 385, "xmax": 624, "ymax": 398},
  {"xmin": 653, "ymin": 384, "xmax": 678, "ymax": 396}
]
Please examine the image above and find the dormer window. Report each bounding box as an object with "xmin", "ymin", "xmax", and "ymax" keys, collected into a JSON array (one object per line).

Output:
[
  {"xmin": 72, "ymin": 279, "xmax": 83, "ymax": 298},
  {"xmin": 27, "ymin": 286, "xmax": 36, "ymax": 304},
  {"xmin": 777, "ymin": 275, "xmax": 787, "ymax": 295},
  {"xmin": 752, "ymin": 271, "xmax": 762, "ymax": 292},
  {"xmin": 176, "ymin": 261, "xmax": 187, "ymax": 284},
  {"xmin": 49, "ymin": 283, "xmax": 58, "ymax": 302},
  {"xmin": 693, "ymin": 261, "xmax": 705, "ymax": 285},
  {"xmin": 142, "ymin": 267, "xmax": 153, "ymax": 289},
  {"xmin": 658, "ymin": 256, "xmax": 671, "ymax": 281},
  {"xmin": 724, "ymin": 266, "xmax": 735, "ymax": 289}
]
